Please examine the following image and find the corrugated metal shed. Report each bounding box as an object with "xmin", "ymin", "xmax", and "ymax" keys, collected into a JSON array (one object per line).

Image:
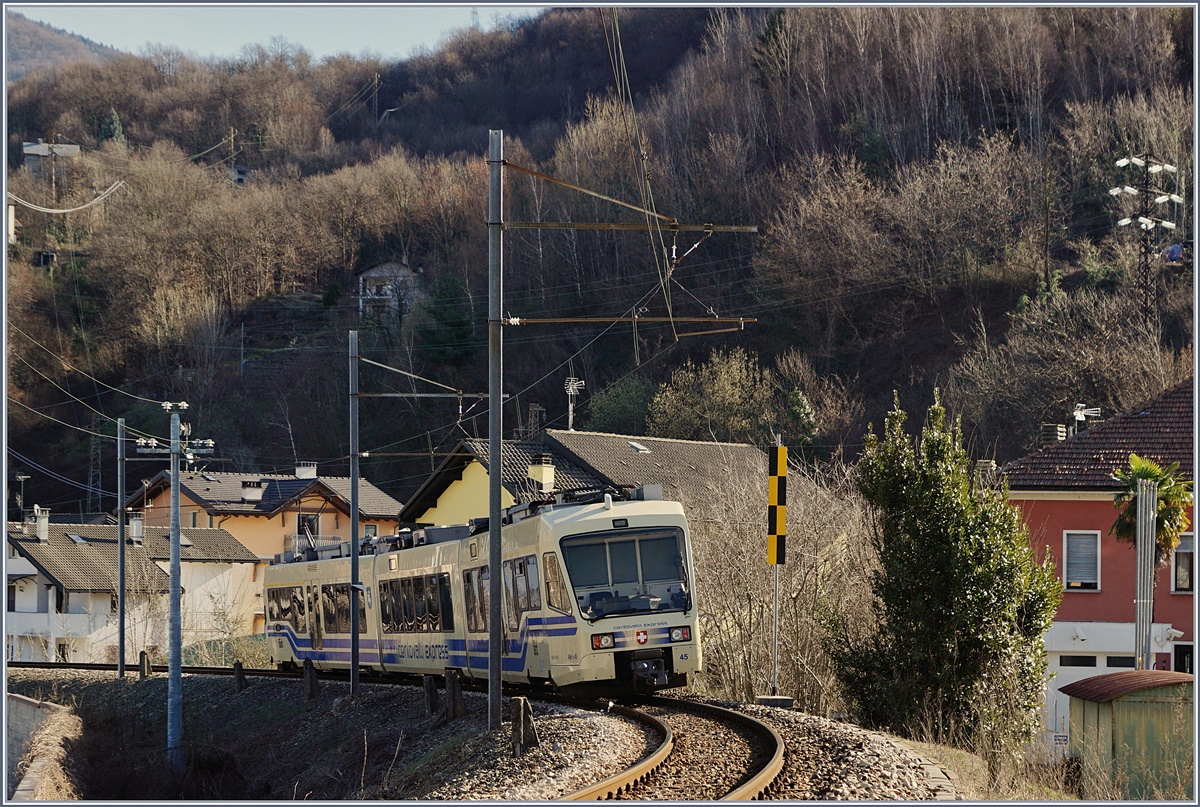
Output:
[{"xmin": 1062, "ymin": 670, "xmax": 1193, "ymax": 799}]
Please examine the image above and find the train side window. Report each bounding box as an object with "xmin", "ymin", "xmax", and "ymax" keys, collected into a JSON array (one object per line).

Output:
[
  {"xmin": 279, "ymin": 589, "xmax": 293, "ymax": 626},
  {"xmin": 426, "ymin": 575, "xmax": 441, "ymax": 631},
  {"xmin": 438, "ymin": 573, "xmax": 454, "ymax": 631},
  {"xmin": 379, "ymin": 580, "xmax": 394, "ymax": 632},
  {"xmin": 526, "ymin": 555, "xmax": 541, "ymax": 610},
  {"xmin": 267, "ymin": 588, "xmax": 281, "ymax": 621},
  {"xmin": 542, "ymin": 553, "xmax": 569, "ymax": 613},
  {"xmin": 357, "ymin": 586, "xmax": 367, "ymax": 634},
  {"xmin": 321, "ymin": 585, "xmax": 337, "ymax": 633},
  {"xmin": 292, "ymin": 586, "xmax": 307, "ymax": 634},
  {"xmin": 413, "ymin": 576, "xmax": 428, "ymax": 630},
  {"xmin": 391, "ymin": 580, "xmax": 404, "ymax": 632},
  {"xmin": 401, "ymin": 578, "xmax": 415, "ymax": 632},
  {"xmin": 463, "ymin": 569, "xmax": 479, "ymax": 632},
  {"xmin": 335, "ymin": 584, "xmax": 352, "ymax": 634}
]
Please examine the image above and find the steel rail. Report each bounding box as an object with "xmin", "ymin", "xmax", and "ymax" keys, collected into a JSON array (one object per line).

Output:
[
  {"xmin": 559, "ymin": 704, "xmax": 674, "ymax": 801},
  {"xmin": 643, "ymin": 696, "xmax": 786, "ymax": 801}
]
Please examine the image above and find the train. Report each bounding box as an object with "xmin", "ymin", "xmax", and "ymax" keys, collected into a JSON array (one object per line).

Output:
[{"xmin": 263, "ymin": 484, "xmax": 701, "ymax": 694}]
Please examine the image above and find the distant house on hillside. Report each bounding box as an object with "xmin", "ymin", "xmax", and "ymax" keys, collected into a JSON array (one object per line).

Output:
[
  {"xmin": 124, "ymin": 463, "xmax": 403, "ymax": 565},
  {"xmin": 22, "ymin": 140, "xmax": 80, "ymax": 181},
  {"xmin": 1001, "ymin": 378, "xmax": 1194, "ymax": 753},
  {"xmin": 6, "ymin": 506, "xmax": 259, "ymax": 663},
  {"xmin": 357, "ymin": 259, "xmax": 425, "ymax": 324},
  {"xmin": 400, "ymin": 429, "xmax": 767, "ymax": 526}
]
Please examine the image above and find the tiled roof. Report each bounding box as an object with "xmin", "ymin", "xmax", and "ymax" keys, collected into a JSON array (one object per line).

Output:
[
  {"xmin": 1059, "ymin": 670, "xmax": 1193, "ymax": 703},
  {"xmin": 1002, "ymin": 379, "xmax": 1193, "ymax": 491},
  {"xmin": 128, "ymin": 471, "xmax": 402, "ymax": 520},
  {"xmin": 6, "ymin": 522, "xmax": 258, "ymax": 593},
  {"xmin": 544, "ymin": 430, "xmax": 767, "ymax": 507}
]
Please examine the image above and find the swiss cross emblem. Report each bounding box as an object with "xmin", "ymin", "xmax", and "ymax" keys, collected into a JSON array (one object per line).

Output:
[{"xmin": 636, "ymin": 630, "xmax": 648, "ymax": 645}]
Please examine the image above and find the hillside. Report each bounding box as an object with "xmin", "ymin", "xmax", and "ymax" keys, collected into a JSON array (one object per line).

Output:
[
  {"xmin": 4, "ymin": 11, "xmax": 122, "ymax": 82},
  {"xmin": 4, "ymin": 6, "xmax": 1193, "ymax": 516}
]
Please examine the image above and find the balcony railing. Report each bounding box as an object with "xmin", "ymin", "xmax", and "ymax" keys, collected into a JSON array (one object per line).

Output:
[
  {"xmin": 5, "ymin": 610, "xmax": 97, "ymax": 638},
  {"xmin": 286, "ymin": 533, "xmax": 346, "ymax": 555}
]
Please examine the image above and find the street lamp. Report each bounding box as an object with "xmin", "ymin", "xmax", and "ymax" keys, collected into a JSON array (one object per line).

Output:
[{"xmin": 15, "ymin": 473, "xmax": 29, "ymax": 520}]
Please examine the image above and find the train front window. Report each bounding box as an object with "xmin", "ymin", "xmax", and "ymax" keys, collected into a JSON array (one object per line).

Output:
[{"xmin": 561, "ymin": 527, "xmax": 690, "ymax": 620}]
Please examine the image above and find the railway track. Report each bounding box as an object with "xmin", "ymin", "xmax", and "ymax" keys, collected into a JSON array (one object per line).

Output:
[
  {"xmin": 9, "ymin": 662, "xmax": 784, "ymax": 800},
  {"xmin": 562, "ymin": 696, "xmax": 784, "ymax": 800}
]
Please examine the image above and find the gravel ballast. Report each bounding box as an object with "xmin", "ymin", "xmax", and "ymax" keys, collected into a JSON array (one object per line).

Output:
[{"xmin": 6, "ymin": 669, "xmax": 956, "ymax": 800}]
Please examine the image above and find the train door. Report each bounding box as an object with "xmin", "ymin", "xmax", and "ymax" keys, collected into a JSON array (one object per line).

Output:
[{"xmin": 503, "ymin": 555, "xmax": 546, "ymax": 681}]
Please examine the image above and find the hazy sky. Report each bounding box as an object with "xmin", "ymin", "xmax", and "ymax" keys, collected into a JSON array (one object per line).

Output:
[{"xmin": 9, "ymin": 3, "xmax": 547, "ymax": 62}]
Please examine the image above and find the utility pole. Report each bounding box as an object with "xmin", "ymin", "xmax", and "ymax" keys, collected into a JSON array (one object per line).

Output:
[
  {"xmin": 564, "ymin": 378, "xmax": 585, "ymax": 430},
  {"xmin": 117, "ymin": 419, "xmax": 126, "ymax": 678},
  {"xmin": 487, "ymin": 129, "xmax": 504, "ymax": 732},
  {"xmin": 136, "ymin": 403, "xmax": 213, "ymax": 771},
  {"xmin": 1134, "ymin": 478, "xmax": 1158, "ymax": 670},
  {"xmin": 1110, "ymin": 153, "xmax": 1182, "ymax": 322},
  {"xmin": 349, "ymin": 331, "xmax": 361, "ymax": 697}
]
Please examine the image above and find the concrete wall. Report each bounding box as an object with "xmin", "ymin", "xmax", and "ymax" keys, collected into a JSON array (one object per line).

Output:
[{"xmin": 6, "ymin": 693, "xmax": 65, "ymax": 798}]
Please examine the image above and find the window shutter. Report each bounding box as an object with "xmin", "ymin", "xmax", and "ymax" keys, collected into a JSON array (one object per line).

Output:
[
  {"xmin": 1176, "ymin": 535, "xmax": 1194, "ymax": 555},
  {"xmin": 1065, "ymin": 533, "xmax": 1098, "ymax": 586}
]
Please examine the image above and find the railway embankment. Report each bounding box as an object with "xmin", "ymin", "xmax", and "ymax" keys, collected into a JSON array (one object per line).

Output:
[{"xmin": 6, "ymin": 668, "xmax": 959, "ymax": 800}]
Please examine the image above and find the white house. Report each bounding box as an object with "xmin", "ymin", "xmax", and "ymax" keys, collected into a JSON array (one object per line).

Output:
[
  {"xmin": 6, "ymin": 507, "xmax": 262, "ymax": 664},
  {"xmin": 356, "ymin": 259, "xmax": 425, "ymax": 324}
]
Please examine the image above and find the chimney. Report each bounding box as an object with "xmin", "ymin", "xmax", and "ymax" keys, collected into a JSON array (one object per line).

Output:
[
  {"xmin": 241, "ymin": 480, "xmax": 266, "ymax": 502},
  {"xmin": 528, "ymin": 453, "xmax": 555, "ymax": 494},
  {"xmin": 1038, "ymin": 423, "xmax": 1066, "ymax": 450},
  {"xmin": 34, "ymin": 505, "xmax": 50, "ymax": 542},
  {"xmin": 128, "ymin": 512, "xmax": 144, "ymax": 544},
  {"xmin": 974, "ymin": 459, "xmax": 997, "ymax": 486},
  {"xmin": 295, "ymin": 462, "xmax": 317, "ymax": 480}
]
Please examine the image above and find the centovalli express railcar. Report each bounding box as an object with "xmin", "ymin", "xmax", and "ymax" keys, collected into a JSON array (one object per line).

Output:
[{"xmin": 264, "ymin": 486, "xmax": 700, "ymax": 693}]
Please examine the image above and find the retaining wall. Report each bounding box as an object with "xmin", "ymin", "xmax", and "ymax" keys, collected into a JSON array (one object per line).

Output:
[{"xmin": 6, "ymin": 693, "xmax": 67, "ymax": 800}]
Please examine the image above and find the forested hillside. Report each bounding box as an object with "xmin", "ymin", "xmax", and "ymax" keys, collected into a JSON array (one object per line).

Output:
[
  {"xmin": 4, "ymin": 11, "xmax": 121, "ymax": 82},
  {"xmin": 5, "ymin": 6, "xmax": 1193, "ymax": 516}
]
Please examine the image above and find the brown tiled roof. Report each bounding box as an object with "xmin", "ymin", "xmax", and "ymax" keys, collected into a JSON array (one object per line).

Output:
[
  {"xmin": 6, "ymin": 522, "xmax": 258, "ymax": 593},
  {"xmin": 1059, "ymin": 670, "xmax": 1193, "ymax": 703},
  {"xmin": 127, "ymin": 471, "xmax": 402, "ymax": 520},
  {"xmin": 1001, "ymin": 379, "xmax": 1193, "ymax": 491},
  {"xmin": 544, "ymin": 430, "xmax": 767, "ymax": 507}
]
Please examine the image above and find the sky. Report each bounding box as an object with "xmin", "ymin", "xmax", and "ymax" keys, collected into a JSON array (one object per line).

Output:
[{"xmin": 8, "ymin": 2, "xmax": 548, "ymax": 62}]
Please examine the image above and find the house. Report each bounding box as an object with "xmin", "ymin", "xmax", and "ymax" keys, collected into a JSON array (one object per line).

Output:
[
  {"xmin": 1001, "ymin": 378, "xmax": 1193, "ymax": 752},
  {"xmin": 356, "ymin": 259, "xmax": 425, "ymax": 324},
  {"xmin": 6, "ymin": 506, "xmax": 260, "ymax": 663},
  {"xmin": 400, "ymin": 429, "xmax": 767, "ymax": 525},
  {"xmin": 21, "ymin": 140, "xmax": 80, "ymax": 181},
  {"xmin": 124, "ymin": 463, "xmax": 403, "ymax": 563}
]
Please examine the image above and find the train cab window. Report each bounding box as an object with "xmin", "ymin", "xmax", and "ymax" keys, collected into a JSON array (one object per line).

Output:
[
  {"xmin": 610, "ymin": 541, "xmax": 639, "ymax": 584},
  {"xmin": 565, "ymin": 544, "xmax": 608, "ymax": 587},
  {"xmin": 543, "ymin": 553, "xmax": 570, "ymax": 613},
  {"xmin": 640, "ymin": 537, "xmax": 683, "ymax": 581}
]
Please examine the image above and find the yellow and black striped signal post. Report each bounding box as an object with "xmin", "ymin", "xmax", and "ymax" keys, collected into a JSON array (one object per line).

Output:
[{"xmin": 767, "ymin": 444, "xmax": 787, "ymax": 564}]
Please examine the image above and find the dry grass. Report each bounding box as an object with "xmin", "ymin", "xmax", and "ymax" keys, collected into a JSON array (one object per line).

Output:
[
  {"xmin": 12, "ymin": 707, "xmax": 84, "ymax": 800},
  {"xmin": 897, "ymin": 738, "xmax": 1080, "ymax": 801}
]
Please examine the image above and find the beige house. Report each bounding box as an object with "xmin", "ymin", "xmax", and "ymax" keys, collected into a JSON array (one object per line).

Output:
[
  {"xmin": 126, "ymin": 463, "xmax": 403, "ymax": 562},
  {"xmin": 400, "ymin": 430, "xmax": 767, "ymax": 526}
]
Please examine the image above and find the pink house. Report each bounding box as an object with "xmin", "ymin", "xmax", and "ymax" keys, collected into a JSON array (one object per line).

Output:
[{"xmin": 1002, "ymin": 378, "xmax": 1193, "ymax": 751}]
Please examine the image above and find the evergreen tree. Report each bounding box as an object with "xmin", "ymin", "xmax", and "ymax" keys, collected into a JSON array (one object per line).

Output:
[
  {"xmin": 98, "ymin": 106, "xmax": 125, "ymax": 144},
  {"xmin": 412, "ymin": 272, "xmax": 473, "ymax": 367},
  {"xmin": 826, "ymin": 392, "xmax": 1061, "ymax": 773}
]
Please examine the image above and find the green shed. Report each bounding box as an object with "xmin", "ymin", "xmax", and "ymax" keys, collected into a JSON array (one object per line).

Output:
[{"xmin": 1060, "ymin": 670, "xmax": 1193, "ymax": 799}]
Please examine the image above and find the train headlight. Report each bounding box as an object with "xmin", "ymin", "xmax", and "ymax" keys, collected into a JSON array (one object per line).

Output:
[
  {"xmin": 669, "ymin": 627, "xmax": 691, "ymax": 642},
  {"xmin": 591, "ymin": 633, "xmax": 615, "ymax": 650}
]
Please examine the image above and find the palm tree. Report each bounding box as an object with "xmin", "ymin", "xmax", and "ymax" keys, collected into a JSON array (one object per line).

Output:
[{"xmin": 1111, "ymin": 453, "xmax": 1194, "ymax": 566}]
